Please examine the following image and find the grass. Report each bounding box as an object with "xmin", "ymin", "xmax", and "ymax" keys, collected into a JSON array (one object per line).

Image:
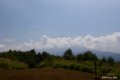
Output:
[
  {"xmin": 0, "ymin": 59, "xmax": 28, "ymax": 70},
  {"xmin": 38, "ymin": 59, "xmax": 120, "ymax": 78}
]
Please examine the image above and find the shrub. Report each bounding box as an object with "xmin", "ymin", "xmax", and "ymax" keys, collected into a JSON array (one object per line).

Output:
[
  {"xmin": 79, "ymin": 65, "xmax": 94, "ymax": 73},
  {"xmin": 46, "ymin": 56, "xmax": 54, "ymax": 67},
  {"xmin": 0, "ymin": 60, "xmax": 10, "ymax": 69},
  {"xmin": 61, "ymin": 63, "xmax": 69, "ymax": 69},
  {"xmin": 115, "ymin": 70, "xmax": 120, "ymax": 78},
  {"xmin": 46, "ymin": 56, "xmax": 54, "ymax": 63},
  {"xmin": 69, "ymin": 63, "xmax": 76, "ymax": 70},
  {"xmin": 80, "ymin": 65, "xmax": 89, "ymax": 72},
  {"xmin": 88, "ymin": 67, "xmax": 94, "ymax": 73},
  {"xmin": 101, "ymin": 56, "xmax": 107, "ymax": 63},
  {"xmin": 0, "ymin": 60, "xmax": 28, "ymax": 70},
  {"xmin": 74, "ymin": 64, "xmax": 82, "ymax": 71},
  {"xmin": 54, "ymin": 63, "xmax": 62, "ymax": 68},
  {"xmin": 99, "ymin": 66, "xmax": 114, "ymax": 76},
  {"xmin": 107, "ymin": 56, "xmax": 114, "ymax": 66},
  {"xmin": 39, "ymin": 63, "xmax": 46, "ymax": 68},
  {"xmin": 28, "ymin": 61, "xmax": 36, "ymax": 68}
]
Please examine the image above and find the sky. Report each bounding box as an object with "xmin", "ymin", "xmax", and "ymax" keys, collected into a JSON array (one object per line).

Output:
[{"xmin": 0, "ymin": 0, "xmax": 120, "ymax": 54}]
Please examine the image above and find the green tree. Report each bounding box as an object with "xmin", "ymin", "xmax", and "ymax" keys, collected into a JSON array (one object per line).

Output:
[
  {"xmin": 30, "ymin": 49, "xmax": 36, "ymax": 54},
  {"xmin": 63, "ymin": 48, "xmax": 74, "ymax": 60},
  {"xmin": 101, "ymin": 56, "xmax": 107, "ymax": 63},
  {"xmin": 36, "ymin": 52, "xmax": 43, "ymax": 63},
  {"xmin": 83, "ymin": 51, "xmax": 98, "ymax": 61},
  {"xmin": 90, "ymin": 54, "xmax": 98, "ymax": 61},
  {"xmin": 77, "ymin": 53, "xmax": 84, "ymax": 62},
  {"xmin": 107, "ymin": 56, "xmax": 114, "ymax": 66},
  {"xmin": 42, "ymin": 51, "xmax": 50, "ymax": 59}
]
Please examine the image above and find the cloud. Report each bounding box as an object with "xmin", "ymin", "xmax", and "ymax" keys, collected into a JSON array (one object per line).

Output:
[
  {"xmin": 30, "ymin": 39, "xmax": 34, "ymax": 43},
  {"xmin": 1, "ymin": 39, "xmax": 14, "ymax": 42},
  {"xmin": 0, "ymin": 32, "xmax": 120, "ymax": 53},
  {"xmin": 0, "ymin": 44, "xmax": 6, "ymax": 48}
]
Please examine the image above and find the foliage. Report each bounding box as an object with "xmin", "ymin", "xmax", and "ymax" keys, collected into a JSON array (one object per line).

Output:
[
  {"xmin": 101, "ymin": 56, "xmax": 107, "ymax": 63},
  {"xmin": 61, "ymin": 63, "xmax": 69, "ymax": 69},
  {"xmin": 80, "ymin": 65, "xmax": 94, "ymax": 73},
  {"xmin": 46, "ymin": 56, "xmax": 54, "ymax": 63},
  {"xmin": 38, "ymin": 63, "xmax": 47, "ymax": 68},
  {"xmin": 63, "ymin": 48, "xmax": 74, "ymax": 60},
  {"xmin": 0, "ymin": 60, "xmax": 28, "ymax": 70},
  {"xmin": 99, "ymin": 66, "xmax": 114, "ymax": 76},
  {"xmin": 0, "ymin": 49, "xmax": 44, "ymax": 68},
  {"xmin": 115, "ymin": 70, "xmax": 120, "ymax": 78},
  {"xmin": 68, "ymin": 63, "xmax": 76, "ymax": 70},
  {"xmin": 97, "ymin": 60, "xmax": 102, "ymax": 69},
  {"xmin": 83, "ymin": 51, "xmax": 98, "ymax": 61},
  {"xmin": 74, "ymin": 64, "xmax": 82, "ymax": 71},
  {"xmin": 77, "ymin": 51, "xmax": 98, "ymax": 61},
  {"xmin": 42, "ymin": 51, "xmax": 50, "ymax": 59},
  {"xmin": 107, "ymin": 56, "xmax": 114, "ymax": 66},
  {"xmin": 77, "ymin": 53, "xmax": 84, "ymax": 62}
]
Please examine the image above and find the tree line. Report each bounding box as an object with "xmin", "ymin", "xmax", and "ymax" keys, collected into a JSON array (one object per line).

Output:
[{"xmin": 0, "ymin": 48, "xmax": 114, "ymax": 68}]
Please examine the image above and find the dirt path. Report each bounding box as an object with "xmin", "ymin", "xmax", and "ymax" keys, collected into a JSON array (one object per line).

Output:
[{"xmin": 0, "ymin": 68, "xmax": 119, "ymax": 80}]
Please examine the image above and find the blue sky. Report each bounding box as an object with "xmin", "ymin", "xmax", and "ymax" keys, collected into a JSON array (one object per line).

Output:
[{"xmin": 0, "ymin": 0, "xmax": 120, "ymax": 54}]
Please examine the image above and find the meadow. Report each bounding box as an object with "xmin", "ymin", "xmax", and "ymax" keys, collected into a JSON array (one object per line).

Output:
[{"xmin": 0, "ymin": 49, "xmax": 120, "ymax": 80}]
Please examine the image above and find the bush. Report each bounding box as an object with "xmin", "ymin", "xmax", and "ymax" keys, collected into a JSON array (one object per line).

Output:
[
  {"xmin": 99, "ymin": 66, "xmax": 114, "ymax": 76},
  {"xmin": 0, "ymin": 60, "xmax": 28, "ymax": 70},
  {"xmin": 69, "ymin": 63, "xmax": 76, "ymax": 70},
  {"xmin": 88, "ymin": 67, "xmax": 94, "ymax": 73},
  {"xmin": 0, "ymin": 60, "xmax": 10, "ymax": 69},
  {"xmin": 28, "ymin": 61, "xmax": 36, "ymax": 68},
  {"xmin": 46, "ymin": 56, "xmax": 54, "ymax": 67},
  {"xmin": 61, "ymin": 63, "xmax": 69, "ymax": 69},
  {"xmin": 46, "ymin": 56, "xmax": 54, "ymax": 62},
  {"xmin": 101, "ymin": 56, "xmax": 107, "ymax": 63},
  {"xmin": 79, "ymin": 65, "xmax": 94, "ymax": 73},
  {"xmin": 54, "ymin": 63, "xmax": 62, "ymax": 68},
  {"xmin": 80, "ymin": 65, "xmax": 89, "ymax": 72},
  {"xmin": 39, "ymin": 63, "xmax": 46, "ymax": 68},
  {"xmin": 74, "ymin": 64, "xmax": 82, "ymax": 71},
  {"xmin": 115, "ymin": 70, "xmax": 120, "ymax": 78},
  {"xmin": 107, "ymin": 56, "xmax": 114, "ymax": 66}
]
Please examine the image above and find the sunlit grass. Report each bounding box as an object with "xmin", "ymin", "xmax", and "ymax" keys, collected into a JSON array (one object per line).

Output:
[{"xmin": 0, "ymin": 60, "xmax": 28, "ymax": 70}]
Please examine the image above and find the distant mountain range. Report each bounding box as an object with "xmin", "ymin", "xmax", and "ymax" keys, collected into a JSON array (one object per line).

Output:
[{"xmin": 36, "ymin": 45, "xmax": 120, "ymax": 62}]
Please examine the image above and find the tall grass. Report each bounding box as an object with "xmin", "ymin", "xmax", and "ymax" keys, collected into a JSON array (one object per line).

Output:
[{"xmin": 0, "ymin": 60, "xmax": 28, "ymax": 70}]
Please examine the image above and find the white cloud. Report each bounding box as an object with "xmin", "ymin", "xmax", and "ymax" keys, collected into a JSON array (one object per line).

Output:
[
  {"xmin": 2, "ymin": 39, "xmax": 14, "ymax": 42},
  {"xmin": 0, "ymin": 32, "xmax": 120, "ymax": 53},
  {"xmin": 30, "ymin": 39, "xmax": 34, "ymax": 43},
  {"xmin": 0, "ymin": 44, "xmax": 6, "ymax": 48}
]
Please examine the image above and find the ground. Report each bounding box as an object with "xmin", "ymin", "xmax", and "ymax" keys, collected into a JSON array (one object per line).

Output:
[{"xmin": 0, "ymin": 68, "xmax": 119, "ymax": 80}]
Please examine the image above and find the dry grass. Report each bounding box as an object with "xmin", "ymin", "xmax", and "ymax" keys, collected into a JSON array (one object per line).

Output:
[
  {"xmin": 0, "ymin": 68, "xmax": 119, "ymax": 80},
  {"xmin": 0, "ymin": 57, "xmax": 28, "ymax": 65}
]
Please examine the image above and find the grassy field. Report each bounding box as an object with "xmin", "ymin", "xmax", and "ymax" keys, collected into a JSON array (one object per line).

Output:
[
  {"xmin": 38, "ymin": 60, "xmax": 120, "ymax": 78},
  {"xmin": 0, "ymin": 58, "xmax": 28, "ymax": 70},
  {"xmin": 0, "ymin": 58, "xmax": 120, "ymax": 80}
]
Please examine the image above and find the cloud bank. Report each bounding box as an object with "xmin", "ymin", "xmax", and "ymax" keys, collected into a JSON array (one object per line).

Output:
[{"xmin": 0, "ymin": 32, "xmax": 120, "ymax": 53}]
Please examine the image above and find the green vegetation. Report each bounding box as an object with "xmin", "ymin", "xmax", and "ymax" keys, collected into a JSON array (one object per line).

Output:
[
  {"xmin": 0, "ymin": 60, "xmax": 28, "ymax": 70},
  {"xmin": 0, "ymin": 48, "xmax": 120, "ymax": 78},
  {"xmin": 63, "ymin": 48, "xmax": 74, "ymax": 60}
]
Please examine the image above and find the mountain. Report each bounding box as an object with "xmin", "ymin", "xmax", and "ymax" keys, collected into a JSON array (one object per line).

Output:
[{"xmin": 36, "ymin": 45, "xmax": 120, "ymax": 62}]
